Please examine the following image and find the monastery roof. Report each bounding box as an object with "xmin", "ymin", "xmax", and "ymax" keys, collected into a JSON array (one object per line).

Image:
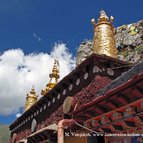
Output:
[
  {"xmin": 9, "ymin": 53, "xmax": 132, "ymax": 133},
  {"xmin": 71, "ymin": 61, "xmax": 143, "ymax": 121},
  {"xmin": 97, "ymin": 60, "xmax": 143, "ymax": 96}
]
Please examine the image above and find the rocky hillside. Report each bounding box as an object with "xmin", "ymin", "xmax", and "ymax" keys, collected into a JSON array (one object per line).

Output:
[
  {"xmin": 0, "ymin": 124, "xmax": 10, "ymax": 143},
  {"xmin": 76, "ymin": 20, "xmax": 143, "ymax": 65}
]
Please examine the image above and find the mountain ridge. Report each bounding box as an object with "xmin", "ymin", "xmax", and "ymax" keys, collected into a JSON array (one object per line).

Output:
[{"xmin": 0, "ymin": 124, "xmax": 10, "ymax": 143}]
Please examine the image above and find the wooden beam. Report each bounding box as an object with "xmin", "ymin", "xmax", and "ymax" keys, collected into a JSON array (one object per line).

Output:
[
  {"xmin": 138, "ymin": 116, "xmax": 143, "ymax": 121},
  {"xmin": 118, "ymin": 97, "xmax": 128, "ymax": 105},
  {"xmin": 31, "ymin": 139, "xmax": 36, "ymax": 143},
  {"xmin": 42, "ymin": 133, "xmax": 47, "ymax": 140},
  {"xmin": 106, "ymin": 100, "xmax": 118, "ymax": 109},
  {"xmin": 86, "ymin": 110, "xmax": 96, "ymax": 116},
  {"xmin": 95, "ymin": 106, "xmax": 104, "ymax": 114},
  {"xmin": 117, "ymin": 121, "xmax": 128, "ymax": 129},
  {"xmin": 134, "ymin": 85, "xmax": 143, "ymax": 97},
  {"xmin": 125, "ymin": 121, "xmax": 135, "ymax": 127},
  {"xmin": 96, "ymin": 128, "xmax": 104, "ymax": 133},
  {"xmin": 101, "ymin": 128, "xmax": 112, "ymax": 133},
  {"xmin": 37, "ymin": 135, "xmax": 42, "ymax": 142},
  {"xmin": 109, "ymin": 100, "xmax": 118, "ymax": 107},
  {"xmin": 117, "ymin": 93, "xmax": 129, "ymax": 105},
  {"xmin": 42, "ymin": 136, "xmax": 47, "ymax": 142},
  {"xmin": 107, "ymin": 125, "xmax": 116, "ymax": 132},
  {"xmin": 118, "ymin": 93, "xmax": 130, "ymax": 101},
  {"xmin": 75, "ymin": 115, "xmax": 89, "ymax": 120},
  {"xmin": 73, "ymin": 118, "xmax": 85, "ymax": 123},
  {"xmin": 97, "ymin": 105, "xmax": 108, "ymax": 112},
  {"xmin": 33, "ymin": 138, "xmax": 38, "ymax": 143},
  {"xmin": 134, "ymin": 116, "xmax": 142, "ymax": 125},
  {"xmin": 113, "ymin": 125, "xmax": 123, "ymax": 131}
]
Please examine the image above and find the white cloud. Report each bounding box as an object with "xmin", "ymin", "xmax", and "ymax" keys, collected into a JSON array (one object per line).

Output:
[
  {"xmin": 0, "ymin": 43, "xmax": 75, "ymax": 116},
  {"xmin": 16, "ymin": 113, "xmax": 22, "ymax": 118},
  {"xmin": 33, "ymin": 33, "xmax": 42, "ymax": 42}
]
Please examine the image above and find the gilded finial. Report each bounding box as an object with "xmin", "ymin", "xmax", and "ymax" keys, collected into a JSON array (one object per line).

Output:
[
  {"xmin": 41, "ymin": 59, "xmax": 60, "ymax": 96},
  {"xmin": 110, "ymin": 16, "xmax": 114, "ymax": 23},
  {"xmin": 98, "ymin": 10, "xmax": 109, "ymax": 22},
  {"xmin": 24, "ymin": 86, "xmax": 38, "ymax": 112},
  {"xmin": 91, "ymin": 10, "xmax": 118, "ymax": 58},
  {"xmin": 91, "ymin": 18, "xmax": 96, "ymax": 25}
]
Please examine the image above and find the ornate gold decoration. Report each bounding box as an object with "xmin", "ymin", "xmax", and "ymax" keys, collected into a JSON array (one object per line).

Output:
[
  {"xmin": 91, "ymin": 10, "xmax": 118, "ymax": 58},
  {"xmin": 24, "ymin": 87, "xmax": 38, "ymax": 112},
  {"xmin": 41, "ymin": 60, "xmax": 59, "ymax": 95}
]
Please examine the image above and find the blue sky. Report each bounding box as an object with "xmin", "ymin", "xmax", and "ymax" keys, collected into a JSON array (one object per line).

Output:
[
  {"xmin": 0, "ymin": 0, "xmax": 142, "ymax": 125},
  {"xmin": 0, "ymin": 0, "xmax": 142, "ymax": 55}
]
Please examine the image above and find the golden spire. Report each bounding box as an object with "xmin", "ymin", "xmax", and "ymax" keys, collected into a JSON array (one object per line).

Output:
[
  {"xmin": 41, "ymin": 60, "xmax": 59, "ymax": 95},
  {"xmin": 91, "ymin": 10, "xmax": 118, "ymax": 58},
  {"xmin": 24, "ymin": 86, "xmax": 38, "ymax": 112}
]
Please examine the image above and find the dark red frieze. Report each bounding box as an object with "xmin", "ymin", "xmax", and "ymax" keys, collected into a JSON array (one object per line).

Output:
[
  {"xmin": 73, "ymin": 76, "xmax": 112, "ymax": 107},
  {"xmin": 42, "ymin": 75, "xmax": 112, "ymax": 127},
  {"xmin": 45, "ymin": 106, "xmax": 63, "ymax": 125}
]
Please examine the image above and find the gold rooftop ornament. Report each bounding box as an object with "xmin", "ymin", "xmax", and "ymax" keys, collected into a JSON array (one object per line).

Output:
[
  {"xmin": 24, "ymin": 87, "xmax": 38, "ymax": 112},
  {"xmin": 91, "ymin": 10, "xmax": 118, "ymax": 58},
  {"xmin": 41, "ymin": 60, "xmax": 59, "ymax": 95}
]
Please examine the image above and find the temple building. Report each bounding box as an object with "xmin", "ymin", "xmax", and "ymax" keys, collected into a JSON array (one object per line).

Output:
[{"xmin": 9, "ymin": 10, "xmax": 143, "ymax": 143}]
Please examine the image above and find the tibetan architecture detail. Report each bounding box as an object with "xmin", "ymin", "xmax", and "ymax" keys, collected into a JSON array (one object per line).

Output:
[
  {"xmin": 24, "ymin": 87, "xmax": 38, "ymax": 112},
  {"xmin": 41, "ymin": 60, "xmax": 59, "ymax": 95},
  {"xmin": 9, "ymin": 11, "xmax": 143, "ymax": 143},
  {"xmin": 91, "ymin": 10, "xmax": 118, "ymax": 58}
]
